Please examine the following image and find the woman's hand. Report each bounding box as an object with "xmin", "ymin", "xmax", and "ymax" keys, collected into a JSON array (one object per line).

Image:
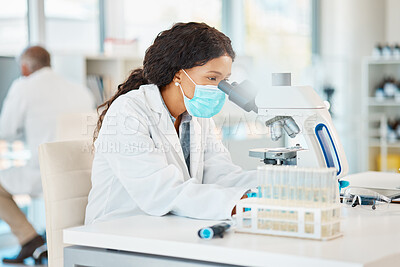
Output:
[{"xmin": 231, "ymin": 193, "xmax": 248, "ymax": 216}]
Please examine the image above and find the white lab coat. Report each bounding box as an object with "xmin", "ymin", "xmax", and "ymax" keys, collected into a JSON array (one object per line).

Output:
[
  {"xmin": 0, "ymin": 67, "xmax": 95, "ymax": 196},
  {"xmin": 85, "ymin": 84, "xmax": 257, "ymax": 224}
]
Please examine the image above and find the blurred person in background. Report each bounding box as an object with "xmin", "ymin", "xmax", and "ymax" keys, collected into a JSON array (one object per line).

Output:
[{"xmin": 0, "ymin": 45, "xmax": 94, "ymax": 264}]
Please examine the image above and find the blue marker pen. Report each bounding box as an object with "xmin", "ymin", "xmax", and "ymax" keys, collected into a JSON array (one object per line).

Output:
[{"xmin": 198, "ymin": 222, "xmax": 231, "ymax": 239}]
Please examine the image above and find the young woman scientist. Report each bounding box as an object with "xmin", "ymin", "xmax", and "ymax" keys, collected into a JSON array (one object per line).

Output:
[{"xmin": 85, "ymin": 22, "xmax": 257, "ymax": 224}]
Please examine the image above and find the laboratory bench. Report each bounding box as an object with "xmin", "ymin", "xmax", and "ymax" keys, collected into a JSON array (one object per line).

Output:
[{"xmin": 63, "ymin": 204, "xmax": 400, "ymax": 267}]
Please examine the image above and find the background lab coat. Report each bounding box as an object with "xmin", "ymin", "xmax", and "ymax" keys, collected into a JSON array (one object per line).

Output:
[
  {"xmin": 85, "ymin": 84, "xmax": 257, "ymax": 223},
  {"xmin": 0, "ymin": 67, "xmax": 95, "ymax": 196}
]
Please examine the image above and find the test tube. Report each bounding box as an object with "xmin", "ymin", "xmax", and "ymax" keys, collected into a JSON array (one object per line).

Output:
[
  {"xmin": 296, "ymin": 168, "xmax": 305, "ymax": 206},
  {"xmin": 257, "ymin": 166, "xmax": 265, "ymax": 198},
  {"xmin": 324, "ymin": 167, "xmax": 334, "ymax": 204},
  {"xmin": 280, "ymin": 167, "xmax": 290, "ymax": 230},
  {"xmin": 272, "ymin": 167, "xmax": 281, "ymax": 205},
  {"xmin": 304, "ymin": 168, "xmax": 314, "ymax": 206},
  {"xmin": 330, "ymin": 168, "xmax": 339, "ymax": 204},
  {"xmin": 312, "ymin": 169, "xmax": 322, "ymax": 206},
  {"xmin": 288, "ymin": 166, "xmax": 298, "ymax": 221},
  {"xmin": 265, "ymin": 167, "xmax": 274, "ymax": 202},
  {"xmin": 320, "ymin": 168, "xmax": 329, "ymax": 206},
  {"xmin": 288, "ymin": 166, "xmax": 298, "ymax": 206},
  {"xmin": 280, "ymin": 166, "xmax": 289, "ymax": 206},
  {"xmin": 324, "ymin": 168, "xmax": 333, "ymax": 221},
  {"xmin": 329, "ymin": 168, "xmax": 338, "ymax": 222}
]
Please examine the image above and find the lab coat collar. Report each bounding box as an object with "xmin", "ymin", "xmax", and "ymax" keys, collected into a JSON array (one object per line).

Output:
[
  {"xmin": 23, "ymin": 67, "xmax": 52, "ymax": 80},
  {"xmin": 143, "ymin": 83, "xmax": 200, "ymax": 126},
  {"xmin": 143, "ymin": 84, "xmax": 196, "ymax": 179},
  {"xmin": 144, "ymin": 84, "xmax": 195, "ymax": 121},
  {"xmin": 190, "ymin": 116, "xmax": 202, "ymax": 179},
  {"xmin": 144, "ymin": 84, "xmax": 164, "ymax": 114}
]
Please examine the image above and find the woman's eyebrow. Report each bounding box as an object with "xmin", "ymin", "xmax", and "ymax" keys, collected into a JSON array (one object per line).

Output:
[
  {"xmin": 206, "ymin": 71, "xmax": 231, "ymax": 77},
  {"xmin": 207, "ymin": 71, "xmax": 222, "ymax": 75}
]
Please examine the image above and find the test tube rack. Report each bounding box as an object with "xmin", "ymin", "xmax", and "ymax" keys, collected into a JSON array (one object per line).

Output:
[
  {"xmin": 235, "ymin": 165, "xmax": 342, "ymax": 240},
  {"xmin": 235, "ymin": 198, "xmax": 342, "ymax": 240}
]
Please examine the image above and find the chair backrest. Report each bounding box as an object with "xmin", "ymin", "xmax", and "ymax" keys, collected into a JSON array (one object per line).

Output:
[
  {"xmin": 56, "ymin": 112, "xmax": 98, "ymax": 141},
  {"xmin": 38, "ymin": 140, "xmax": 94, "ymax": 267}
]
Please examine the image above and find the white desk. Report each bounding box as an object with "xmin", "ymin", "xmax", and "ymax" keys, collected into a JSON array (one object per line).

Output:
[
  {"xmin": 344, "ymin": 171, "xmax": 400, "ymax": 189},
  {"xmin": 64, "ymin": 205, "xmax": 400, "ymax": 267}
]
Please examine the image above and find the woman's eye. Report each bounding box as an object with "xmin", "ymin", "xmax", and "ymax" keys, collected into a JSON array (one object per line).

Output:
[{"xmin": 208, "ymin": 77, "xmax": 217, "ymax": 81}]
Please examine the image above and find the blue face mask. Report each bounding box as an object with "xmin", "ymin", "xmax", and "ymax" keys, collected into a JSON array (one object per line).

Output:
[{"xmin": 176, "ymin": 69, "xmax": 226, "ymax": 118}]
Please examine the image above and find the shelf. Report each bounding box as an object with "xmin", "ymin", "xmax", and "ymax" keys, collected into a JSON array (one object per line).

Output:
[
  {"xmin": 368, "ymin": 98, "xmax": 400, "ymax": 106},
  {"xmin": 368, "ymin": 128, "xmax": 380, "ymax": 137},
  {"xmin": 365, "ymin": 57, "xmax": 400, "ymax": 65},
  {"xmin": 369, "ymin": 140, "xmax": 400, "ymax": 148},
  {"xmin": 363, "ymin": 56, "xmax": 400, "ymax": 171},
  {"xmin": 86, "ymin": 55, "xmax": 143, "ymax": 61}
]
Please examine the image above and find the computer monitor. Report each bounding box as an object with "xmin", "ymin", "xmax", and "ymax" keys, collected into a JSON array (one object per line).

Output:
[{"xmin": 0, "ymin": 56, "xmax": 20, "ymax": 112}]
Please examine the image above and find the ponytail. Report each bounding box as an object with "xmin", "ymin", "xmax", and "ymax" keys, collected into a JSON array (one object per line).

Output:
[{"xmin": 93, "ymin": 68, "xmax": 148, "ymax": 143}]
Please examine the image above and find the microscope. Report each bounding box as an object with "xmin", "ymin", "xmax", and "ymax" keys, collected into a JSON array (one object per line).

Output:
[{"xmin": 218, "ymin": 73, "xmax": 348, "ymax": 179}]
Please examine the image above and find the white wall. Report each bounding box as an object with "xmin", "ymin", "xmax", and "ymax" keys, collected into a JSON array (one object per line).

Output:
[
  {"xmin": 104, "ymin": 0, "xmax": 125, "ymax": 40},
  {"xmin": 386, "ymin": 0, "xmax": 400, "ymax": 43},
  {"xmin": 319, "ymin": 0, "xmax": 386, "ymax": 173}
]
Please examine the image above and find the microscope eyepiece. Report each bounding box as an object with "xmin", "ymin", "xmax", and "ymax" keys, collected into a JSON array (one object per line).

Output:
[{"xmin": 218, "ymin": 80, "xmax": 258, "ymax": 113}]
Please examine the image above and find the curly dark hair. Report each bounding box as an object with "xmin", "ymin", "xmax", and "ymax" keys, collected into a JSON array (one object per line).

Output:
[{"xmin": 94, "ymin": 22, "xmax": 235, "ymax": 142}]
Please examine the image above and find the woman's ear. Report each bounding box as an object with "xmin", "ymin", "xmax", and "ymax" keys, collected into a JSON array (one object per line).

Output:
[
  {"xmin": 21, "ymin": 63, "xmax": 31, "ymax": 77},
  {"xmin": 173, "ymin": 70, "xmax": 183, "ymax": 85}
]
